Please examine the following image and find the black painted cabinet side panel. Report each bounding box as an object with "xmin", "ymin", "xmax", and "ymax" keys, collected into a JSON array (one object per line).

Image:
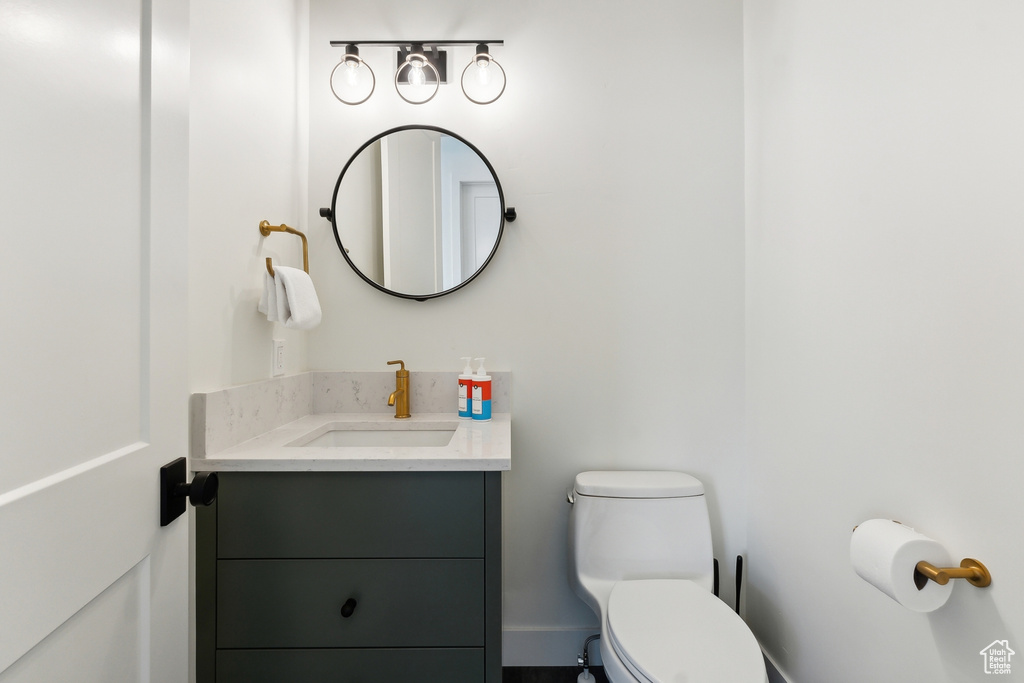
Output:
[
  {"xmin": 485, "ymin": 471, "xmax": 503, "ymax": 683},
  {"xmin": 196, "ymin": 501, "xmax": 217, "ymax": 683}
]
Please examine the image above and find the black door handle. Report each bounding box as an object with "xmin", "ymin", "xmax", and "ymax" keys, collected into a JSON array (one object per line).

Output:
[
  {"xmin": 175, "ymin": 470, "xmax": 218, "ymax": 507},
  {"xmin": 160, "ymin": 457, "xmax": 219, "ymax": 526},
  {"xmin": 340, "ymin": 598, "xmax": 357, "ymax": 618}
]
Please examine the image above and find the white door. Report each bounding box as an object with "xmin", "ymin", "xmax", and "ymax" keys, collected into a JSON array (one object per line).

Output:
[
  {"xmin": 0, "ymin": 1, "xmax": 190, "ymax": 681},
  {"xmin": 460, "ymin": 181, "xmax": 501, "ymax": 277}
]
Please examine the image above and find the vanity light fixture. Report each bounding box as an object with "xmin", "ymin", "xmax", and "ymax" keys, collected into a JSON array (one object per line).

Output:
[
  {"xmin": 330, "ymin": 45, "xmax": 375, "ymax": 105},
  {"xmin": 329, "ymin": 40, "xmax": 506, "ymax": 105}
]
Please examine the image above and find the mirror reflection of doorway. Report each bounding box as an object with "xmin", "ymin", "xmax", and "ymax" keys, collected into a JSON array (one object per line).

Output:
[
  {"xmin": 460, "ymin": 181, "xmax": 501, "ymax": 279},
  {"xmin": 439, "ymin": 134, "xmax": 497, "ymax": 290},
  {"xmin": 380, "ymin": 132, "xmax": 499, "ymax": 292}
]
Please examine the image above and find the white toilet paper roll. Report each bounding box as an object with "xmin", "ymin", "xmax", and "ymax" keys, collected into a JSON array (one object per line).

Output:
[{"xmin": 850, "ymin": 519, "xmax": 954, "ymax": 612}]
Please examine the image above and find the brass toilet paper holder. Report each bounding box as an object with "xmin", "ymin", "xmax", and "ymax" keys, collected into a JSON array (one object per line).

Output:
[{"xmin": 914, "ymin": 558, "xmax": 991, "ymax": 590}]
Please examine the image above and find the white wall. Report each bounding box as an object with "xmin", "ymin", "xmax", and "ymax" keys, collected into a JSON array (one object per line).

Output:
[
  {"xmin": 305, "ymin": 0, "xmax": 745, "ymax": 663},
  {"xmin": 188, "ymin": 0, "xmax": 309, "ymax": 392},
  {"xmin": 744, "ymin": 2, "xmax": 1024, "ymax": 681}
]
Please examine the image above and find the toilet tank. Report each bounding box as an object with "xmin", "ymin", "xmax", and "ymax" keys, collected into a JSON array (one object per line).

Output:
[{"xmin": 569, "ymin": 471, "xmax": 715, "ymax": 591}]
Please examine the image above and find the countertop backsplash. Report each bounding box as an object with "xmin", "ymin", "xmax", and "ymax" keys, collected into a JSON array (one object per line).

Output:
[{"xmin": 192, "ymin": 371, "xmax": 511, "ymax": 458}]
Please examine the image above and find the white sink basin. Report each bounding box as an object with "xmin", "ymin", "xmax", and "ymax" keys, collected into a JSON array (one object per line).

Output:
[{"xmin": 288, "ymin": 421, "xmax": 457, "ymax": 448}]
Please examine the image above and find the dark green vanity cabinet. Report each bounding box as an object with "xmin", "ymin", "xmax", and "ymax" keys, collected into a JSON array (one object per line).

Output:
[{"xmin": 196, "ymin": 470, "xmax": 502, "ymax": 683}]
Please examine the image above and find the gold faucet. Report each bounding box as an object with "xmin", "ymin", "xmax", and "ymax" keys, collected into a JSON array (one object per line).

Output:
[{"xmin": 387, "ymin": 360, "xmax": 410, "ymax": 418}]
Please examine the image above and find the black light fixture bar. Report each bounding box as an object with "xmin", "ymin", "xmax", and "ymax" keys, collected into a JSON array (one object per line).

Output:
[{"xmin": 330, "ymin": 40, "xmax": 504, "ymax": 47}]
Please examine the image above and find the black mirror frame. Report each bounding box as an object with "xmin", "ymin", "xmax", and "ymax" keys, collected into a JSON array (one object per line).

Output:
[{"xmin": 325, "ymin": 125, "xmax": 512, "ymax": 302}]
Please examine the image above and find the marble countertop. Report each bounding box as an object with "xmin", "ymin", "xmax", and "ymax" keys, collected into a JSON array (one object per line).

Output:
[{"xmin": 193, "ymin": 412, "xmax": 511, "ymax": 472}]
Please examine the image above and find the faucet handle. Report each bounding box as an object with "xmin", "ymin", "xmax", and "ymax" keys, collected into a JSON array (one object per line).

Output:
[{"xmin": 387, "ymin": 360, "xmax": 406, "ymax": 371}]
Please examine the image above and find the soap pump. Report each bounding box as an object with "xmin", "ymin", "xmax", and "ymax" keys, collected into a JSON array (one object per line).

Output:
[
  {"xmin": 471, "ymin": 358, "xmax": 492, "ymax": 421},
  {"xmin": 458, "ymin": 357, "xmax": 474, "ymax": 419}
]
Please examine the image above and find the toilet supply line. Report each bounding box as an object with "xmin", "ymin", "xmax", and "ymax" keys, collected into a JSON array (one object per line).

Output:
[{"xmin": 577, "ymin": 633, "xmax": 600, "ymax": 683}]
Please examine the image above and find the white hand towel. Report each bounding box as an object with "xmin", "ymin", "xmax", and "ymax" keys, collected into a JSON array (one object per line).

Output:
[
  {"xmin": 272, "ymin": 266, "xmax": 322, "ymax": 330},
  {"xmin": 257, "ymin": 272, "xmax": 281, "ymax": 322}
]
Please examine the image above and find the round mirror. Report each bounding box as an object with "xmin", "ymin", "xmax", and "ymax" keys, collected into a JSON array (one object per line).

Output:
[{"xmin": 327, "ymin": 125, "xmax": 510, "ymax": 301}]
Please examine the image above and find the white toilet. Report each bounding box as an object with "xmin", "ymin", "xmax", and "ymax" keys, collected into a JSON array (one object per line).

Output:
[{"xmin": 568, "ymin": 470, "xmax": 767, "ymax": 683}]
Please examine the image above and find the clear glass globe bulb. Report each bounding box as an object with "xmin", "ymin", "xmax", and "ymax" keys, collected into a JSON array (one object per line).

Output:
[
  {"xmin": 344, "ymin": 60, "xmax": 361, "ymax": 86},
  {"xmin": 409, "ymin": 63, "xmax": 426, "ymax": 87},
  {"xmin": 474, "ymin": 62, "xmax": 491, "ymax": 86}
]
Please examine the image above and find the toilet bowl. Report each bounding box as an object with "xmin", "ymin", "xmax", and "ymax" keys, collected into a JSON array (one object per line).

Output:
[{"xmin": 568, "ymin": 470, "xmax": 767, "ymax": 683}]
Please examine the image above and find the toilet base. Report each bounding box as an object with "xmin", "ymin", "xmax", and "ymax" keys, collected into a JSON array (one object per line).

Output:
[{"xmin": 599, "ymin": 634, "xmax": 640, "ymax": 683}]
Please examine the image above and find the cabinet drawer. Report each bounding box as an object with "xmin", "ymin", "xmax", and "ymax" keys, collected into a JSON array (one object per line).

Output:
[
  {"xmin": 216, "ymin": 648, "xmax": 484, "ymax": 683},
  {"xmin": 216, "ymin": 471, "xmax": 484, "ymax": 558},
  {"xmin": 217, "ymin": 559, "xmax": 484, "ymax": 648}
]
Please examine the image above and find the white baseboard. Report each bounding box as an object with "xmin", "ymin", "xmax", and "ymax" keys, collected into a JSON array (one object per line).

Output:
[
  {"xmin": 502, "ymin": 627, "xmax": 604, "ymax": 667},
  {"xmin": 505, "ymin": 626, "xmax": 791, "ymax": 683}
]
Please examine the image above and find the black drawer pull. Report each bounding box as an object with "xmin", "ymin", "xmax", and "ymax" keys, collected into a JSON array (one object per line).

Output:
[{"xmin": 340, "ymin": 598, "xmax": 357, "ymax": 618}]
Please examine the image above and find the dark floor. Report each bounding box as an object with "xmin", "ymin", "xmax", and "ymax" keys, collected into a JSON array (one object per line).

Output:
[{"xmin": 502, "ymin": 667, "xmax": 609, "ymax": 683}]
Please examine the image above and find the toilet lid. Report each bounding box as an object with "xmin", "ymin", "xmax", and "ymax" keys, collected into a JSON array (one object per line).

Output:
[
  {"xmin": 607, "ymin": 580, "xmax": 766, "ymax": 683},
  {"xmin": 574, "ymin": 471, "xmax": 704, "ymax": 498}
]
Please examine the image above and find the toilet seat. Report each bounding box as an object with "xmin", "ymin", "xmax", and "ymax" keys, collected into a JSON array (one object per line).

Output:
[{"xmin": 607, "ymin": 579, "xmax": 766, "ymax": 683}]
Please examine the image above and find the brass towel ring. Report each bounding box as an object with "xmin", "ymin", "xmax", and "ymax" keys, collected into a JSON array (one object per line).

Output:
[{"xmin": 260, "ymin": 220, "xmax": 309, "ymax": 275}]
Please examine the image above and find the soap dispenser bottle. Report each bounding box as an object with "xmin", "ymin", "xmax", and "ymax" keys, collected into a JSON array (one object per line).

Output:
[
  {"xmin": 458, "ymin": 357, "xmax": 474, "ymax": 419},
  {"xmin": 471, "ymin": 358, "xmax": 492, "ymax": 421}
]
